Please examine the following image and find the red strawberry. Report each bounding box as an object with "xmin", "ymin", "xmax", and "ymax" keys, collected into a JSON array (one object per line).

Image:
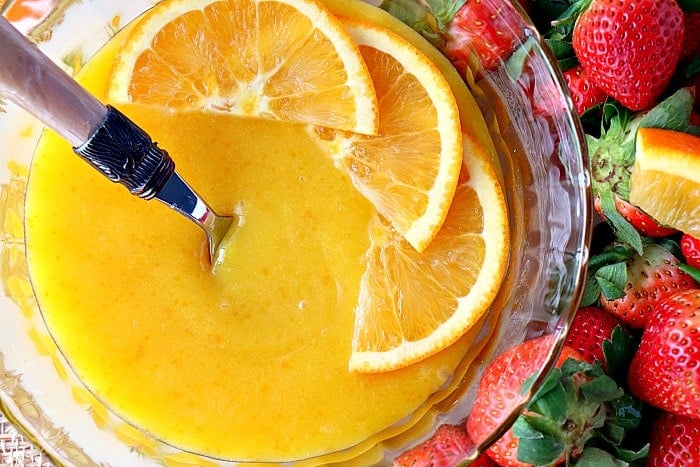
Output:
[
  {"xmin": 647, "ymin": 411, "xmax": 700, "ymax": 467},
  {"xmin": 393, "ymin": 424, "xmax": 495, "ymax": 467},
  {"xmin": 682, "ymin": 12, "xmax": 700, "ymax": 60},
  {"xmin": 589, "ymin": 89, "xmax": 695, "ymax": 253},
  {"xmin": 564, "ymin": 306, "xmax": 624, "ymax": 366},
  {"xmin": 593, "ymin": 194, "xmax": 678, "ymax": 239},
  {"xmin": 628, "ymin": 290, "xmax": 700, "ymax": 418},
  {"xmin": 465, "ymin": 336, "xmax": 629, "ymax": 466},
  {"xmin": 563, "ymin": 65, "xmax": 608, "ymax": 115},
  {"xmin": 572, "ymin": 0, "xmax": 685, "ymax": 110},
  {"xmin": 681, "ymin": 233, "xmax": 700, "ymax": 269},
  {"xmin": 444, "ymin": 0, "xmax": 524, "ymax": 73},
  {"xmin": 467, "ymin": 336, "xmax": 559, "ymax": 466},
  {"xmin": 599, "ymin": 243, "xmax": 698, "ymax": 328}
]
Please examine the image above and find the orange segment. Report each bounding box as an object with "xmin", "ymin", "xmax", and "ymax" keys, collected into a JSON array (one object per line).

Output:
[
  {"xmin": 349, "ymin": 133, "xmax": 509, "ymax": 373},
  {"xmin": 330, "ymin": 19, "xmax": 463, "ymax": 252},
  {"xmin": 629, "ymin": 127, "xmax": 700, "ymax": 237},
  {"xmin": 108, "ymin": 0, "xmax": 379, "ymax": 134}
]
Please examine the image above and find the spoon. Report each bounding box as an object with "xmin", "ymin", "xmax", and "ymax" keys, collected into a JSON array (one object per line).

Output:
[{"xmin": 0, "ymin": 17, "xmax": 234, "ymax": 264}]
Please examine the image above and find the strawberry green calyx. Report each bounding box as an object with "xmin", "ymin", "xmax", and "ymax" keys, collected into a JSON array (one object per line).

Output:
[
  {"xmin": 513, "ymin": 358, "xmax": 647, "ymax": 465},
  {"xmin": 589, "ymin": 102, "xmax": 646, "ymax": 253}
]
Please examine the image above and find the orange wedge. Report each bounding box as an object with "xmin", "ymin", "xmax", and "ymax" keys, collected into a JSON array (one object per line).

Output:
[
  {"xmin": 108, "ymin": 0, "xmax": 379, "ymax": 134},
  {"xmin": 629, "ymin": 127, "xmax": 700, "ymax": 237},
  {"xmin": 329, "ymin": 18, "xmax": 463, "ymax": 252},
  {"xmin": 349, "ymin": 132, "xmax": 509, "ymax": 373}
]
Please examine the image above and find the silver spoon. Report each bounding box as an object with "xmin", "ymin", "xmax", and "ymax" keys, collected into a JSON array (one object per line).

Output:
[{"xmin": 0, "ymin": 17, "xmax": 233, "ymax": 264}]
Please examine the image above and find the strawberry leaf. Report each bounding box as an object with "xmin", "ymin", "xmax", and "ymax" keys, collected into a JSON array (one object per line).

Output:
[
  {"xmin": 608, "ymin": 393, "xmax": 643, "ymax": 430},
  {"xmin": 581, "ymin": 275, "xmax": 602, "ymax": 306},
  {"xmin": 521, "ymin": 412, "xmax": 565, "ymax": 439},
  {"xmin": 595, "ymin": 262, "xmax": 627, "ymax": 300},
  {"xmin": 545, "ymin": 38, "xmax": 573, "ymax": 59},
  {"xmin": 379, "ymin": 0, "xmax": 441, "ymax": 44},
  {"xmin": 514, "ymin": 417, "xmax": 565, "ymax": 465},
  {"xmin": 421, "ymin": 0, "xmax": 466, "ymax": 29},
  {"xmin": 506, "ymin": 37, "xmax": 536, "ymax": 81},
  {"xmin": 595, "ymin": 190, "xmax": 643, "ymax": 254},
  {"xmin": 532, "ymin": 382, "xmax": 568, "ymax": 423},
  {"xmin": 589, "ymin": 245, "xmax": 635, "ymax": 270},
  {"xmin": 602, "ymin": 326, "xmax": 638, "ymax": 387},
  {"xmin": 526, "ymin": 367, "xmax": 570, "ymax": 423},
  {"xmin": 614, "ymin": 443, "xmax": 649, "ymax": 463},
  {"xmin": 380, "ymin": 0, "xmax": 467, "ymax": 44},
  {"xmin": 582, "ymin": 246, "xmax": 635, "ymax": 306},
  {"xmin": 637, "ymin": 87, "xmax": 695, "ymax": 132},
  {"xmin": 546, "ymin": 0, "xmax": 592, "ymax": 31},
  {"xmin": 655, "ymin": 237, "xmax": 682, "ymax": 256},
  {"xmin": 575, "ymin": 447, "xmax": 628, "ymax": 466},
  {"xmin": 526, "ymin": 366, "xmax": 560, "ymax": 396},
  {"xmin": 580, "ymin": 375, "xmax": 624, "ymax": 403},
  {"xmin": 558, "ymin": 355, "xmax": 589, "ymax": 375},
  {"xmin": 600, "ymin": 421, "xmax": 626, "ymax": 445}
]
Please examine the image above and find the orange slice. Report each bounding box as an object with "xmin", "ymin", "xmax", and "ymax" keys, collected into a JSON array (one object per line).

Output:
[
  {"xmin": 328, "ymin": 18, "xmax": 463, "ymax": 252},
  {"xmin": 349, "ymin": 132, "xmax": 509, "ymax": 373},
  {"xmin": 629, "ymin": 127, "xmax": 700, "ymax": 237},
  {"xmin": 108, "ymin": 0, "xmax": 379, "ymax": 134}
]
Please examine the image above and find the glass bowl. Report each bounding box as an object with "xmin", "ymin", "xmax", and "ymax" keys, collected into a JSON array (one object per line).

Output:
[{"xmin": 0, "ymin": 0, "xmax": 590, "ymax": 464}]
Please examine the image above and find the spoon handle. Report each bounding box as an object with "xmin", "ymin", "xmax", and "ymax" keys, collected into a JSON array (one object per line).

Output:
[
  {"xmin": 0, "ymin": 17, "xmax": 105, "ymax": 146},
  {"xmin": 0, "ymin": 17, "xmax": 174, "ymax": 198}
]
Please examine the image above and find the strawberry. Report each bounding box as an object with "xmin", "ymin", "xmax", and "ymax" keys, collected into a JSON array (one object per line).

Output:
[
  {"xmin": 466, "ymin": 336, "xmax": 637, "ymax": 466},
  {"xmin": 467, "ymin": 336, "xmax": 570, "ymax": 466},
  {"xmin": 563, "ymin": 65, "xmax": 607, "ymax": 115},
  {"xmin": 628, "ymin": 290, "xmax": 700, "ymax": 418},
  {"xmin": 572, "ymin": 0, "xmax": 685, "ymax": 111},
  {"xmin": 393, "ymin": 424, "xmax": 495, "ymax": 467},
  {"xmin": 681, "ymin": 233, "xmax": 700, "ymax": 269},
  {"xmin": 598, "ymin": 242, "xmax": 698, "ymax": 328},
  {"xmin": 444, "ymin": 0, "xmax": 524, "ymax": 73},
  {"xmin": 379, "ymin": 0, "xmax": 525, "ymax": 76},
  {"xmin": 589, "ymin": 88, "xmax": 695, "ymax": 254},
  {"xmin": 467, "ymin": 336, "xmax": 555, "ymax": 467},
  {"xmin": 564, "ymin": 306, "xmax": 625, "ymax": 366},
  {"xmin": 647, "ymin": 411, "xmax": 700, "ymax": 467}
]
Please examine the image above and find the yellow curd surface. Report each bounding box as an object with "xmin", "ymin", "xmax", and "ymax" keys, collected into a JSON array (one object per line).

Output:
[{"xmin": 24, "ymin": 12, "xmax": 475, "ymax": 461}]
